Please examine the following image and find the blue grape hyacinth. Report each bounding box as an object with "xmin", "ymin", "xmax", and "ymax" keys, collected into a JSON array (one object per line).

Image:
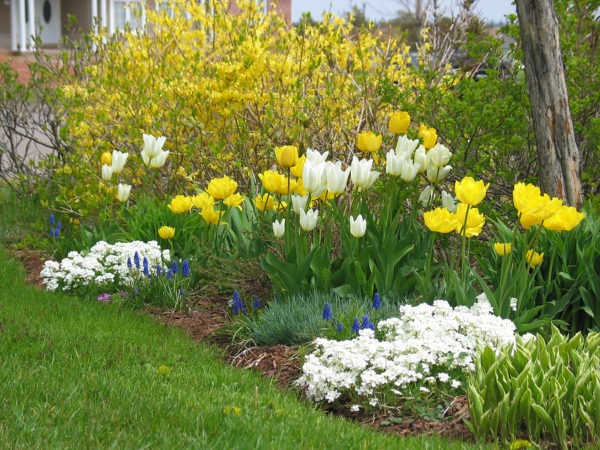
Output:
[
  {"xmin": 372, "ymin": 292, "xmax": 381, "ymax": 309},
  {"xmin": 182, "ymin": 260, "xmax": 190, "ymax": 277},
  {"xmin": 352, "ymin": 317, "xmax": 360, "ymax": 333},
  {"xmin": 322, "ymin": 302, "xmax": 332, "ymax": 320}
]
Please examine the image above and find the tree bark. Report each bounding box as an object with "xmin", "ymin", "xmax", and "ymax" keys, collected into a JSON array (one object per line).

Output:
[{"xmin": 515, "ymin": 0, "xmax": 583, "ymax": 207}]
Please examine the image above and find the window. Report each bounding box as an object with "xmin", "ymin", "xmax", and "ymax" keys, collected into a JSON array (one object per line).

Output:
[{"xmin": 111, "ymin": 0, "xmax": 145, "ymax": 32}]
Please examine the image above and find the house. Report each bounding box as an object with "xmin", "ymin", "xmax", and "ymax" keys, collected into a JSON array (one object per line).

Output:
[{"xmin": 0, "ymin": 0, "xmax": 292, "ymax": 53}]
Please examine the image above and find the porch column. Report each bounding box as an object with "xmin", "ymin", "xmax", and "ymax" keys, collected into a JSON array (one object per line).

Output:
[
  {"xmin": 11, "ymin": 0, "xmax": 19, "ymax": 52},
  {"xmin": 91, "ymin": 0, "xmax": 98, "ymax": 28},
  {"xmin": 18, "ymin": 0, "xmax": 26, "ymax": 51},
  {"xmin": 27, "ymin": 0, "xmax": 35, "ymax": 50},
  {"xmin": 100, "ymin": 0, "xmax": 107, "ymax": 28}
]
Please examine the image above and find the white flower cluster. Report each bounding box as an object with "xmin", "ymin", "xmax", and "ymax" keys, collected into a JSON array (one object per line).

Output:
[
  {"xmin": 40, "ymin": 241, "xmax": 170, "ymax": 291},
  {"xmin": 297, "ymin": 294, "xmax": 517, "ymax": 404}
]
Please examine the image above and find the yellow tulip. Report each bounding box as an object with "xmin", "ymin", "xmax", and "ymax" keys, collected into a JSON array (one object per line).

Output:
[
  {"xmin": 421, "ymin": 128, "xmax": 437, "ymax": 150},
  {"xmin": 277, "ymin": 176, "xmax": 298, "ymax": 195},
  {"xmin": 254, "ymin": 193, "xmax": 275, "ymax": 212},
  {"xmin": 455, "ymin": 203, "xmax": 485, "ymax": 237},
  {"xmin": 388, "ymin": 111, "xmax": 410, "ymax": 134},
  {"xmin": 357, "ymin": 131, "xmax": 382, "ymax": 152},
  {"xmin": 493, "ymin": 242, "xmax": 512, "ymax": 256},
  {"xmin": 455, "ymin": 176, "xmax": 490, "ymax": 206},
  {"xmin": 207, "ymin": 176, "xmax": 237, "ymax": 200},
  {"xmin": 168, "ymin": 195, "xmax": 193, "ymax": 214},
  {"xmin": 513, "ymin": 182, "xmax": 564, "ymax": 229},
  {"xmin": 224, "ymin": 193, "xmax": 245, "ymax": 210},
  {"xmin": 158, "ymin": 226, "xmax": 175, "ymax": 239},
  {"xmin": 526, "ymin": 250, "xmax": 544, "ymax": 268},
  {"xmin": 542, "ymin": 205, "xmax": 585, "ymax": 232},
  {"xmin": 201, "ymin": 207, "xmax": 226, "ymax": 225},
  {"xmin": 192, "ymin": 192, "xmax": 214, "ymax": 210},
  {"xmin": 290, "ymin": 155, "xmax": 306, "ymax": 178},
  {"xmin": 274, "ymin": 200, "xmax": 288, "ymax": 213},
  {"xmin": 295, "ymin": 178, "xmax": 308, "ymax": 196},
  {"xmin": 418, "ymin": 123, "xmax": 428, "ymax": 138},
  {"xmin": 424, "ymin": 207, "xmax": 458, "ymax": 233},
  {"xmin": 275, "ymin": 145, "xmax": 299, "ymax": 168},
  {"xmin": 258, "ymin": 170, "xmax": 283, "ymax": 194},
  {"xmin": 100, "ymin": 151, "xmax": 112, "ymax": 166}
]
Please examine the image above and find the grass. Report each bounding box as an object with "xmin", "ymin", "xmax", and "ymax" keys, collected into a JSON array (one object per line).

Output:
[{"xmin": 0, "ymin": 248, "xmax": 482, "ymax": 449}]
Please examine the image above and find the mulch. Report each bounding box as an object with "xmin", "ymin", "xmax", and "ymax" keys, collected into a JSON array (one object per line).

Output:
[{"xmin": 13, "ymin": 247, "xmax": 474, "ymax": 442}]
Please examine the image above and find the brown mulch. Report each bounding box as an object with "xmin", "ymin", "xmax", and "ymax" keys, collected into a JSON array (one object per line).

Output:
[{"xmin": 15, "ymin": 247, "xmax": 473, "ymax": 441}]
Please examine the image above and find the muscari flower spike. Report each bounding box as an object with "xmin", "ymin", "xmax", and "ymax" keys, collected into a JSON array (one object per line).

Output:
[
  {"xmin": 253, "ymin": 295, "xmax": 260, "ymax": 309},
  {"xmin": 172, "ymin": 260, "xmax": 178, "ymax": 274},
  {"xmin": 179, "ymin": 288, "xmax": 185, "ymax": 297},
  {"xmin": 182, "ymin": 259, "xmax": 190, "ymax": 277},
  {"xmin": 143, "ymin": 257, "xmax": 149, "ymax": 276},
  {"xmin": 323, "ymin": 302, "xmax": 332, "ymax": 320},
  {"xmin": 56, "ymin": 221, "xmax": 62, "ymax": 230},
  {"xmin": 134, "ymin": 251, "xmax": 140, "ymax": 269},
  {"xmin": 337, "ymin": 322, "xmax": 343, "ymax": 333},
  {"xmin": 167, "ymin": 269, "xmax": 173, "ymax": 280},
  {"xmin": 49, "ymin": 214, "xmax": 55, "ymax": 225},
  {"xmin": 372, "ymin": 292, "xmax": 381, "ymax": 309},
  {"xmin": 127, "ymin": 257, "xmax": 133, "ymax": 269},
  {"xmin": 361, "ymin": 315, "xmax": 370, "ymax": 330},
  {"xmin": 352, "ymin": 317, "xmax": 360, "ymax": 333},
  {"xmin": 157, "ymin": 264, "xmax": 162, "ymax": 275}
]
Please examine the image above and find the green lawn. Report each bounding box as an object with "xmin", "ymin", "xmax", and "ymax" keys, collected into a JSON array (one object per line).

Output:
[{"xmin": 0, "ymin": 249, "xmax": 481, "ymax": 449}]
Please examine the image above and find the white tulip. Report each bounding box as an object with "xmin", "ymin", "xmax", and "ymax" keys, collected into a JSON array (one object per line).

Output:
[
  {"xmin": 149, "ymin": 150, "xmax": 170, "ymax": 168},
  {"xmin": 399, "ymin": 159, "xmax": 421, "ymax": 182},
  {"xmin": 302, "ymin": 160, "xmax": 327, "ymax": 196},
  {"xmin": 427, "ymin": 143, "xmax": 451, "ymax": 168},
  {"xmin": 272, "ymin": 218, "xmax": 285, "ymax": 238},
  {"xmin": 441, "ymin": 190, "xmax": 457, "ymax": 213},
  {"xmin": 142, "ymin": 134, "xmax": 166, "ymax": 159},
  {"xmin": 117, "ymin": 183, "xmax": 132, "ymax": 202},
  {"xmin": 426, "ymin": 164, "xmax": 452, "ymax": 183},
  {"xmin": 413, "ymin": 145, "xmax": 427, "ymax": 173},
  {"xmin": 349, "ymin": 214, "xmax": 367, "ymax": 238},
  {"xmin": 305, "ymin": 148, "xmax": 329, "ymax": 165},
  {"xmin": 299, "ymin": 208, "xmax": 319, "ymax": 231},
  {"xmin": 395, "ymin": 135, "xmax": 420, "ymax": 158},
  {"xmin": 291, "ymin": 195, "xmax": 308, "ymax": 215},
  {"xmin": 325, "ymin": 161, "xmax": 349, "ymax": 195},
  {"xmin": 385, "ymin": 150, "xmax": 405, "ymax": 176},
  {"xmin": 111, "ymin": 150, "xmax": 129, "ymax": 174},
  {"xmin": 350, "ymin": 156, "xmax": 380, "ymax": 190},
  {"xmin": 101, "ymin": 164, "xmax": 113, "ymax": 181},
  {"xmin": 419, "ymin": 185, "xmax": 434, "ymax": 207}
]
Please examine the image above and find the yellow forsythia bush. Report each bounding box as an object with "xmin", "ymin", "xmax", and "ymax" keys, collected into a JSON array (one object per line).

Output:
[{"xmin": 56, "ymin": 0, "xmax": 419, "ymax": 217}]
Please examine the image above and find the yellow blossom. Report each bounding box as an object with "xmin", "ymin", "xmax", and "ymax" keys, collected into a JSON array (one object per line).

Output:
[
  {"xmin": 277, "ymin": 176, "xmax": 298, "ymax": 195},
  {"xmin": 201, "ymin": 207, "xmax": 226, "ymax": 225},
  {"xmin": 192, "ymin": 192, "xmax": 214, "ymax": 210},
  {"xmin": 493, "ymin": 242, "xmax": 512, "ymax": 256},
  {"xmin": 388, "ymin": 111, "xmax": 410, "ymax": 134},
  {"xmin": 424, "ymin": 207, "xmax": 458, "ymax": 233},
  {"xmin": 290, "ymin": 155, "xmax": 306, "ymax": 178},
  {"xmin": 455, "ymin": 203, "xmax": 485, "ymax": 237},
  {"xmin": 254, "ymin": 193, "xmax": 275, "ymax": 211},
  {"xmin": 258, "ymin": 170, "xmax": 283, "ymax": 194},
  {"xmin": 274, "ymin": 145, "xmax": 299, "ymax": 168},
  {"xmin": 168, "ymin": 195, "xmax": 193, "ymax": 214},
  {"xmin": 158, "ymin": 226, "xmax": 175, "ymax": 239},
  {"xmin": 357, "ymin": 131, "xmax": 382, "ymax": 153},
  {"xmin": 455, "ymin": 176, "xmax": 490, "ymax": 206},
  {"xmin": 100, "ymin": 152, "xmax": 112, "ymax": 165},
  {"xmin": 207, "ymin": 176, "xmax": 237, "ymax": 200},
  {"xmin": 526, "ymin": 250, "xmax": 544, "ymax": 268},
  {"xmin": 224, "ymin": 193, "xmax": 245, "ymax": 209},
  {"xmin": 542, "ymin": 205, "xmax": 585, "ymax": 232}
]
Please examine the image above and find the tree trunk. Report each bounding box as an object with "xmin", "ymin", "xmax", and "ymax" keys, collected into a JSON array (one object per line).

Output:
[{"xmin": 515, "ymin": 0, "xmax": 583, "ymax": 207}]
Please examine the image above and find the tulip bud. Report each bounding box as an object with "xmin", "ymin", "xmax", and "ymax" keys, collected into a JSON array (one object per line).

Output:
[
  {"xmin": 291, "ymin": 195, "xmax": 308, "ymax": 215},
  {"xmin": 349, "ymin": 214, "xmax": 366, "ymax": 238},
  {"xmin": 117, "ymin": 183, "xmax": 132, "ymax": 202},
  {"xmin": 275, "ymin": 145, "xmax": 299, "ymax": 168},
  {"xmin": 299, "ymin": 209, "xmax": 319, "ymax": 231},
  {"xmin": 101, "ymin": 164, "xmax": 113, "ymax": 181},
  {"xmin": 325, "ymin": 161, "xmax": 349, "ymax": 195},
  {"xmin": 100, "ymin": 152, "xmax": 112, "ymax": 166},
  {"xmin": 272, "ymin": 219, "xmax": 285, "ymax": 238},
  {"xmin": 111, "ymin": 150, "xmax": 129, "ymax": 174}
]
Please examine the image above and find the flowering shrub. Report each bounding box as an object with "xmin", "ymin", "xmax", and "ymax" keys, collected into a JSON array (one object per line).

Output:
[
  {"xmin": 53, "ymin": 0, "xmax": 415, "ymax": 218},
  {"xmin": 297, "ymin": 294, "xmax": 518, "ymax": 407},
  {"xmin": 40, "ymin": 240, "xmax": 170, "ymax": 291}
]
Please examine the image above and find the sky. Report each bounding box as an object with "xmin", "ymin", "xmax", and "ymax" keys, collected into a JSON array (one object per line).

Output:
[{"xmin": 291, "ymin": 0, "xmax": 516, "ymax": 24}]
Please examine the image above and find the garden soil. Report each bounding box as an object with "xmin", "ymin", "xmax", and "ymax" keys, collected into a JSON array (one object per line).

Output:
[{"xmin": 15, "ymin": 248, "xmax": 473, "ymax": 442}]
